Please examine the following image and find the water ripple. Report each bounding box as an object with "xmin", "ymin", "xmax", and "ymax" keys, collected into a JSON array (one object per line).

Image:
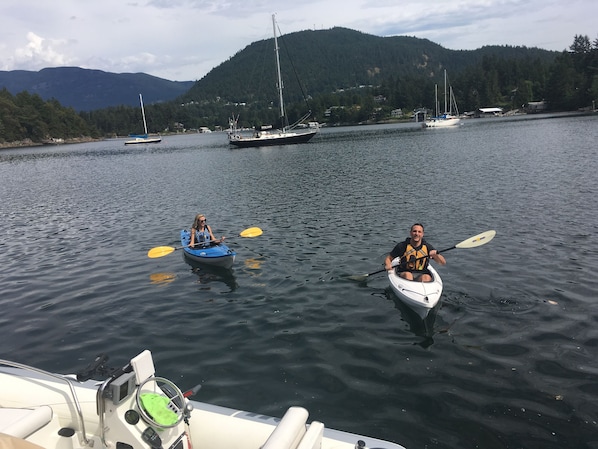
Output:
[{"xmin": 2, "ymin": 117, "xmax": 598, "ymax": 448}]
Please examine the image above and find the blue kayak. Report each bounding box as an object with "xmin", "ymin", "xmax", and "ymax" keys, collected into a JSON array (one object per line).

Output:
[{"xmin": 180, "ymin": 230, "xmax": 236, "ymax": 269}]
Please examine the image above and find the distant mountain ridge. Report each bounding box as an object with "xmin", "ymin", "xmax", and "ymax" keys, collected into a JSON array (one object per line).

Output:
[
  {"xmin": 0, "ymin": 28, "xmax": 559, "ymax": 114},
  {"xmin": 0, "ymin": 67, "xmax": 194, "ymax": 111},
  {"xmin": 182, "ymin": 26, "xmax": 559, "ymax": 105}
]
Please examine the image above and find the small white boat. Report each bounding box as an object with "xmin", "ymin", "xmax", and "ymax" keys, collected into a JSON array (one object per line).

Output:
[
  {"xmin": 125, "ymin": 93, "xmax": 162, "ymax": 145},
  {"xmin": 423, "ymin": 69, "xmax": 461, "ymax": 129},
  {"xmin": 387, "ymin": 261, "xmax": 443, "ymax": 319},
  {"xmin": 124, "ymin": 135, "xmax": 162, "ymax": 145},
  {"xmin": 0, "ymin": 350, "xmax": 406, "ymax": 449}
]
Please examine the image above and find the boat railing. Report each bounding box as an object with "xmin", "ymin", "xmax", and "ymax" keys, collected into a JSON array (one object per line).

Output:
[{"xmin": 0, "ymin": 359, "xmax": 89, "ymax": 445}]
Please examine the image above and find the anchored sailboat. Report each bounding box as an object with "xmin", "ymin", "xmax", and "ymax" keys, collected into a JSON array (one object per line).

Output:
[
  {"xmin": 228, "ymin": 15, "xmax": 318, "ymax": 148},
  {"xmin": 424, "ymin": 70, "xmax": 461, "ymax": 128},
  {"xmin": 125, "ymin": 94, "xmax": 162, "ymax": 145}
]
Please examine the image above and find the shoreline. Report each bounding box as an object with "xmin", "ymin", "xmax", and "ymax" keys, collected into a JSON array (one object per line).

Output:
[{"xmin": 0, "ymin": 136, "xmax": 103, "ymax": 150}]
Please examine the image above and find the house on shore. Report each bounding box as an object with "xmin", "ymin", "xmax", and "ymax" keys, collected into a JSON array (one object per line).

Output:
[{"xmin": 476, "ymin": 107, "xmax": 503, "ymax": 117}]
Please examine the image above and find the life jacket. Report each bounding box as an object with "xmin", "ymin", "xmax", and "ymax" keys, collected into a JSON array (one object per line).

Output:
[
  {"xmin": 194, "ymin": 227, "xmax": 211, "ymax": 246},
  {"xmin": 402, "ymin": 241, "xmax": 429, "ymax": 271}
]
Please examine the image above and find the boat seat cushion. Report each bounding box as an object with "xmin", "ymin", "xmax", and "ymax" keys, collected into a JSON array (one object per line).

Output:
[{"xmin": 0, "ymin": 406, "xmax": 53, "ymax": 438}]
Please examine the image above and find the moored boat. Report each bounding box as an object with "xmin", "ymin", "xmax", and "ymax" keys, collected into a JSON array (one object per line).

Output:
[
  {"xmin": 423, "ymin": 70, "xmax": 461, "ymax": 129},
  {"xmin": 0, "ymin": 350, "xmax": 406, "ymax": 449},
  {"xmin": 228, "ymin": 124, "xmax": 317, "ymax": 148},
  {"xmin": 125, "ymin": 94, "xmax": 162, "ymax": 145},
  {"xmin": 180, "ymin": 229, "xmax": 236, "ymax": 269},
  {"xmin": 387, "ymin": 262, "xmax": 443, "ymax": 319},
  {"xmin": 227, "ymin": 15, "xmax": 318, "ymax": 148},
  {"xmin": 124, "ymin": 135, "xmax": 162, "ymax": 145}
]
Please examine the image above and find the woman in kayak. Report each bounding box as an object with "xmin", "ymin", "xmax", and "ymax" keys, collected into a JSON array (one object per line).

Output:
[
  {"xmin": 189, "ymin": 214, "xmax": 225, "ymax": 248},
  {"xmin": 384, "ymin": 223, "xmax": 446, "ymax": 282}
]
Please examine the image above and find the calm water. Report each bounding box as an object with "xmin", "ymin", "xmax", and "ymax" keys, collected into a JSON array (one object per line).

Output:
[{"xmin": 1, "ymin": 114, "xmax": 597, "ymax": 449}]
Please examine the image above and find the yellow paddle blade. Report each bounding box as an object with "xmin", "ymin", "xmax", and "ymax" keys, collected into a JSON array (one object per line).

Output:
[
  {"xmin": 147, "ymin": 246, "xmax": 176, "ymax": 258},
  {"xmin": 239, "ymin": 227, "xmax": 263, "ymax": 238}
]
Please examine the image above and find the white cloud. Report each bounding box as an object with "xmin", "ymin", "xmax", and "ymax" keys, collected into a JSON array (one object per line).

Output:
[
  {"xmin": 8, "ymin": 32, "xmax": 72, "ymax": 70},
  {"xmin": 0, "ymin": 0, "xmax": 596, "ymax": 80}
]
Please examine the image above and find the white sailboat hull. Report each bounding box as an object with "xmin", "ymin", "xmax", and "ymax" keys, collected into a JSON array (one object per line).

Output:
[
  {"xmin": 424, "ymin": 70, "xmax": 461, "ymax": 129},
  {"xmin": 423, "ymin": 116, "xmax": 461, "ymax": 128},
  {"xmin": 124, "ymin": 136, "xmax": 162, "ymax": 144}
]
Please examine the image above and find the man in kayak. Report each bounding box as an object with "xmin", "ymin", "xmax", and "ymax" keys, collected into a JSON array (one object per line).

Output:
[{"xmin": 384, "ymin": 223, "xmax": 446, "ymax": 282}]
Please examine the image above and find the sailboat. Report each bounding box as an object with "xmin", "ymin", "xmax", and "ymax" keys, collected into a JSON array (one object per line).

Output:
[
  {"xmin": 424, "ymin": 69, "xmax": 461, "ymax": 128},
  {"xmin": 228, "ymin": 15, "xmax": 318, "ymax": 148},
  {"xmin": 125, "ymin": 94, "xmax": 162, "ymax": 145}
]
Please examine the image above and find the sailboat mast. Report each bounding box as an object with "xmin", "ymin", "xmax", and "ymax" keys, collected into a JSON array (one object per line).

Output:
[
  {"xmin": 443, "ymin": 70, "xmax": 448, "ymax": 115},
  {"xmin": 272, "ymin": 14, "xmax": 286, "ymax": 131},
  {"xmin": 139, "ymin": 93, "xmax": 149, "ymax": 135}
]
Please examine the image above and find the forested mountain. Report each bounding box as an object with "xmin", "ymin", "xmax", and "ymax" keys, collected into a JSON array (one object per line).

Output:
[
  {"xmin": 0, "ymin": 89, "xmax": 100, "ymax": 144},
  {"xmin": 0, "ymin": 67, "xmax": 194, "ymax": 111},
  {"xmin": 177, "ymin": 28, "xmax": 587, "ymax": 127},
  {"xmin": 175, "ymin": 27, "xmax": 569, "ymax": 129},
  {"xmin": 182, "ymin": 27, "xmax": 557, "ymax": 106},
  {"xmin": 1, "ymin": 28, "xmax": 596, "ymax": 146}
]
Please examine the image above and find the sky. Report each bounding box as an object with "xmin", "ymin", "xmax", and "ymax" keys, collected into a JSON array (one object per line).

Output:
[{"xmin": 1, "ymin": 0, "xmax": 596, "ymax": 82}]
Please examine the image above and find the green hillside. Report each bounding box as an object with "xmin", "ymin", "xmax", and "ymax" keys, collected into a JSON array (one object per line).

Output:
[
  {"xmin": 1, "ymin": 29, "xmax": 597, "ymax": 146},
  {"xmin": 172, "ymin": 27, "xmax": 569, "ymax": 129},
  {"xmin": 183, "ymin": 27, "xmax": 557, "ymax": 105}
]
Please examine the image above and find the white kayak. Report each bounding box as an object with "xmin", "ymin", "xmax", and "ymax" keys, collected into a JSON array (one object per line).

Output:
[
  {"xmin": 0, "ymin": 349, "xmax": 406, "ymax": 449},
  {"xmin": 387, "ymin": 259, "xmax": 443, "ymax": 319}
]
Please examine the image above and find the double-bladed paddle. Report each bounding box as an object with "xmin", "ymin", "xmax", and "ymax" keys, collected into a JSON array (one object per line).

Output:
[
  {"xmin": 348, "ymin": 229, "xmax": 496, "ymax": 282},
  {"xmin": 147, "ymin": 226, "xmax": 263, "ymax": 259}
]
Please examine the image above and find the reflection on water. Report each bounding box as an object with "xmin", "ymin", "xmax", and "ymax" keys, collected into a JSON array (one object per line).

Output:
[
  {"xmin": 385, "ymin": 287, "xmax": 439, "ymax": 349},
  {"xmin": 243, "ymin": 257, "xmax": 263, "ymax": 270},
  {"xmin": 149, "ymin": 272, "xmax": 177, "ymax": 285},
  {"xmin": 182, "ymin": 255, "xmax": 239, "ymax": 292}
]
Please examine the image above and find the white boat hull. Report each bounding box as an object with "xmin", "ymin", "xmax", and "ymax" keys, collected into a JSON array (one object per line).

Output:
[
  {"xmin": 387, "ymin": 264, "xmax": 443, "ymax": 319},
  {"xmin": 0, "ymin": 350, "xmax": 405, "ymax": 449},
  {"xmin": 423, "ymin": 116, "xmax": 461, "ymax": 128},
  {"xmin": 125, "ymin": 136, "xmax": 162, "ymax": 145}
]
